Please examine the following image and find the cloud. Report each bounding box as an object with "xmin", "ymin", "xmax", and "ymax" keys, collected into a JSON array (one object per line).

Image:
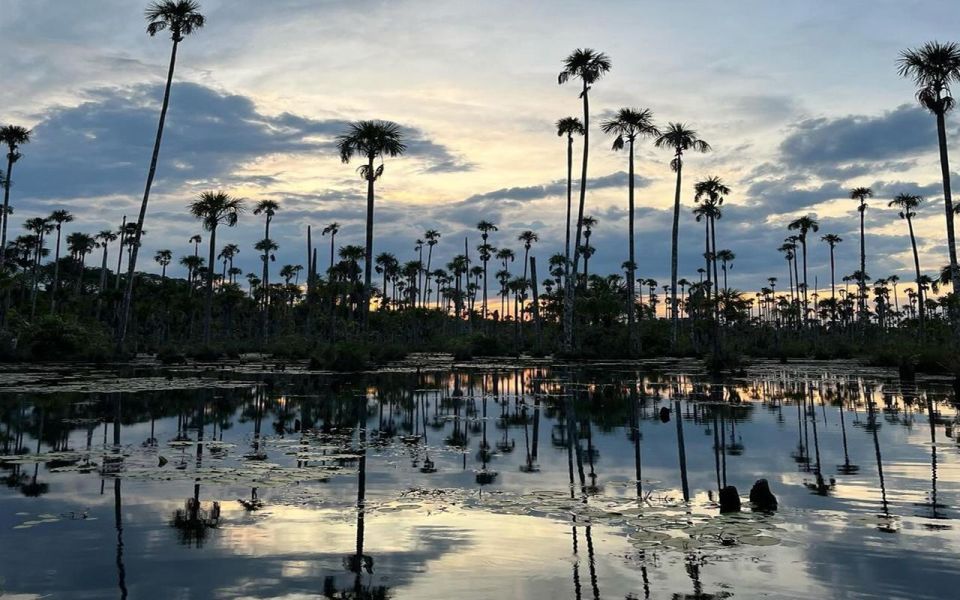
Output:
[
  {"xmin": 779, "ymin": 104, "xmax": 935, "ymax": 167},
  {"xmin": 13, "ymin": 82, "xmax": 469, "ymax": 200}
]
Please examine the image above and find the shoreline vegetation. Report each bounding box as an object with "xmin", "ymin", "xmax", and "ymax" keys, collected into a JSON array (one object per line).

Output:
[{"xmin": 0, "ymin": 3, "xmax": 958, "ymax": 379}]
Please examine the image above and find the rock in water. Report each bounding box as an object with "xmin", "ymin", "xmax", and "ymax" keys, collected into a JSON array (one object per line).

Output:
[
  {"xmin": 749, "ymin": 479, "xmax": 778, "ymax": 511},
  {"xmin": 158, "ymin": 456, "xmax": 168, "ymax": 467},
  {"xmin": 719, "ymin": 486, "xmax": 741, "ymax": 513},
  {"xmin": 659, "ymin": 407, "xmax": 671, "ymax": 423}
]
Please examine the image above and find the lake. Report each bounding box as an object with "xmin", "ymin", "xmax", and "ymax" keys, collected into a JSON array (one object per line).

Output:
[{"xmin": 1, "ymin": 357, "xmax": 957, "ymax": 599}]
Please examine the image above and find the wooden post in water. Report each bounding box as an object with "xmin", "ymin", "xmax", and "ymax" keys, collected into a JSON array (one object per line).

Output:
[
  {"xmin": 675, "ymin": 398, "xmax": 690, "ymax": 501},
  {"xmin": 530, "ymin": 256, "xmax": 542, "ymax": 353}
]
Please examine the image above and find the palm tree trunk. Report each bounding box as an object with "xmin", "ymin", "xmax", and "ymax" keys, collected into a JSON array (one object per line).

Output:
[
  {"xmin": 907, "ymin": 215, "xmax": 925, "ymax": 336},
  {"xmin": 261, "ymin": 216, "xmax": 271, "ymax": 340},
  {"xmin": 118, "ymin": 40, "xmax": 180, "ymax": 349},
  {"xmin": 626, "ymin": 138, "xmax": 637, "ymax": 356},
  {"xmin": 50, "ymin": 227, "xmax": 63, "ymax": 313},
  {"xmin": 830, "ymin": 247, "xmax": 836, "ymax": 321},
  {"xmin": 99, "ymin": 245, "xmax": 109, "ymax": 292},
  {"xmin": 801, "ymin": 239, "xmax": 809, "ymax": 324},
  {"xmin": 669, "ymin": 156, "xmax": 682, "ymax": 344},
  {"xmin": 935, "ymin": 109, "xmax": 960, "ymax": 327},
  {"xmin": 482, "ymin": 258, "xmax": 488, "ymax": 320},
  {"xmin": 703, "ymin": 219, "xmax": 711, "ymax": 302},
  {"xmin": 0, "ymin": 151, "xmax": 13, "ymax": 270},
  {"xmin": 204, "ymin": 226, "xmax": 217, "ymax": 344},
  {"xmin": 859, "ymin": 208, "xmax": 867, "ymax": 320},
  {"xmin": 363, "ymin": 156, "xmax": 375, "ymax": 326},
  {"xmin": 563, "ymin": 81, "xmax": 590, "ymax": 353},
  {"xmin": 329, "ymin": 232, "xmax": 335, "ymax": 273},
  {"xmin": 564, "ymin": 133, "xmax": 574, "ymax": 285}
]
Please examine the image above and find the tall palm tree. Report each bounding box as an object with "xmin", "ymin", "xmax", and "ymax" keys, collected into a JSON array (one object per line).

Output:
[
  {"xmin": 119, "ymin": 0, "xmax": 206, "ymax": 348},
  {"xmin": 188, "ymin": 191, "xmax": 244, "ymax": 343},
  {"xmin": 0, "ymin": 125, "xmax": 30, "ymax": 271},
  {"xmin": 253, "ymin": 200, "xmax": 279, "ymax": 334},
  {"xmin": 218, "ymin": 243, "xmax": 239, "ymax": 287},
  {"xmin": 322, "ymin": 222, "xmax": 340, "ymax": 274},
  {"xmin": 821, "ymin": 234, "xmax": 843, "ymax": 313},
  {"xmin": 693, "ymin": 177, "xmax": 729, "ymax": 313},
  {"xmin": 336, "ymin": 120, "xmax": 407, "ymax": 324},
  {"xmin": 654, "ymin": 123, "xmax": 711, "ymax": 342},
  {"xmin": 66, "ymin": 232, "xmax": 96, "ymax": 294},
  {"xmin": 477, "ymin": 221, "xmax": 497, "ymax": 318},
  {"xmin": 95, "ymin": 230, "xmax": 118, "ymax": 293},
  {"xmin": 47, "ymin": 209, "xmax": 74, "ymax": 312},
  {"xmin": 495, "ymin": 248, "xmax": 515, "ymax": 317},
  {"xmin": 558, "ymin": 48, "xmax": 611, "ymax": 352},
  {"xmin": 580, "ymin": 216, "xmax": 597, "ymax": 282},
  {"xmin": 422, "ymin": 229, "xmax": 441, "ymax": 305},
  {"xmin": 889, "ymin": 193, "xmax": 927, "ymax": 333},
  {"xmin": 602, "ymin": 107, "xmax": 660, "ymax": 353},
  {"xmin": 374, "ymin": 252, "xmax": 399, "ymax": 309},
  {"xmin": 25, "ymin": 216, "xmax": 53, "ymax": 317},
  {"xmin": 898, "ymin": 42, "xmax": 960, "ymax": 301},
  {"xmin": 850, "ymin": 187, "xmax": 873, "ymax": 320},
  {"xmin": 787, "ymin": 215, "xmax": 820, "ymax": 323},
  {"xmin": 716, "ymin": 249, "xmax": 735, "ymax": 293},
  {"xmin": 556, "ymin": 117, "xmax": 584, "ymax": 283},
  {"xmin": 154, "ymin": 249, "xmax": 173, "ymax": 280}
]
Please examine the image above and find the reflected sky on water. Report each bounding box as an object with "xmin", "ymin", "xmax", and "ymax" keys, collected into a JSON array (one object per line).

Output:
[{"xmin": 0, "ymin": 358, "xmax": 958, "ymax": 599}]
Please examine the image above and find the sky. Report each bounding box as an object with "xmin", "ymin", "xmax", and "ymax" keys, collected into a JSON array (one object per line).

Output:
[{"xmin": 2, "ymin": 0, "xmax": 960, "ymax": 299}]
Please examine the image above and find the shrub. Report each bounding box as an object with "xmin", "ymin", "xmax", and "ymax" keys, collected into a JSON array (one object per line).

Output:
[{"xmin": 18, "ymin": 315, "xmax": 110, "ymax": 361}]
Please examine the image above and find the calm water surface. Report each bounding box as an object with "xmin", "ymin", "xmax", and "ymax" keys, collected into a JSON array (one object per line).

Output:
[{"xmin": 1, "ymin": 357, "xmax": 958, "ymax": 599}]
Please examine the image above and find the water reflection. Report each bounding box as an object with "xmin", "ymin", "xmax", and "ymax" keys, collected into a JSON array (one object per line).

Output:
[{"xmin": 0, "ymin": 360, "xmax": 958, "ymax": 598}]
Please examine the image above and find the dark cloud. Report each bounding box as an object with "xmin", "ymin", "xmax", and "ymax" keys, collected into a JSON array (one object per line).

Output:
[
  {"xmin": 745, "ymin": 179, "xmax": 847, "ymax": 214},
  {"xmin": 14, "ymin": 82, "xmax": 469, "ymax": 201},
  {"xmin": 462, "ymin": 171, "xmax": 646, "ymax": 205},
  {"xmin": 779, "ymin": 104, "xmax": 935, "ymax": 167}
]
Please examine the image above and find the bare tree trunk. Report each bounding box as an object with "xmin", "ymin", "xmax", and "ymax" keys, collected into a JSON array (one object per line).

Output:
[
  {"xmin": 363, "ymin": 156, "xmax": 375, "ymax": 328},
  {"xmin": 669, "ymin": 157, "xmax": 682, "ymax": 345},
  {"xmin": 563, "ymin": 81, "xmax": 590, "ymax": 353},
  {"xmin": 117, "ymin": 39, "xmax": 180, "ymax": 349}
]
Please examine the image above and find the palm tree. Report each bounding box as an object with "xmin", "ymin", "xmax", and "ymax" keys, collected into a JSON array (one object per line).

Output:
[
  {"xmin": 66, "ymin": 232, "xmax": 96, "ymax": 294},
  {"xmin": 580, "ymin": 216, "xmax": 597, "ymax": 282},
  {"xmin": 154, "ymin": 249, "xmax": 173, "ymax": 280},
  {"xmin": 787, "ymin": 215, "xmax": 819, "ymax": 323},
  {"xmin": 850, "ymin": 187, "xmax": 873, "ymax": 320},
  {"xmin": 821, "ymin": 234, "xmax": 843, "ymax": 313},
  {"xmin": 556, "ymin": 117, "xmax": 584, "ymax": 283},
  {"xmin": 889, "ymin": 193, "xmax": 927, "ymax": 333},
  {"xmin": 716, "ymin": 249, "xmax": 735, "ymax": 293},
  {"xmin": 218, "ymin": 243, "xmax": 239, "ymax": 287},
  {"xmin": 898, "ymin": 42, "xmax": 960, "ymax": 300},
  {"xmin": 495, "ymin": 248, "xmax": 514, "ymax": 317},
  {"xmin": 654, "ymin": 123, "xmax": 711, "ymax": 342},
  {"xmin": 336, "ymin": 120, "xmax": 407, "ymax": 323},
  {"xmin": 119, "ymin": 0, "xmax": 206, "ymax": 348},
  {"xmin": 374, "ymin": 252, "xmax": 398, "ymax": 309},
  {"xmin": 477, "ymin": 222, "xmax": 497, "ymax": 318},
  {"xmin": 47, "ymin": 209, "xmax": 74, "ymax": 312},
  {"xmin": 558, "ymin": 48, "xmax": 611, "ymax": 352},
  {"xmin": 253, "ymin": 200, "xmax": 278, "ymax": 337},
  {"xmin": 0, "ymin": 125, "xmax": 30, "ymax": 271},
  {"xmin": 95, "ymin": 230, "xmax": 118, "ymax": 293},
  {"xmin": 602, "ymin": 107, "xmax": 660, "ymax": 354},
  {"xmin": 693, "ymin": 176, "xmax": 729, "ymax": 313},
  {"xmin": 25, "ymin": 216, "xmax": 53, "ymax": 317},
  {"xmin": 321, "ymin": 222, "xmax": 340, "ymax": 274},
  {"xmin": 422, "ymin": 229, "xmax": 441, "ymax": 305},
  {"xmin": 188, "ymin": 191, "xmax": 244, "ymax": 343}
]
